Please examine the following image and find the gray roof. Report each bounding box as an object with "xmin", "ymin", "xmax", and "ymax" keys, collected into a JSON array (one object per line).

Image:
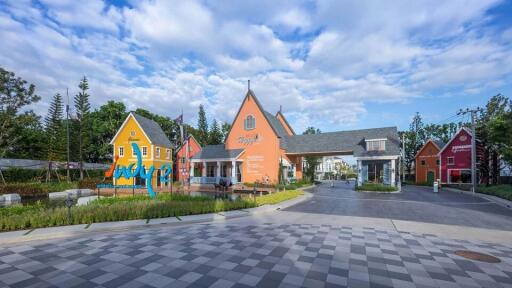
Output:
[
  {"xmin": 263, "ymin": 111, "xmax": 289, "ymax": 138},
  {"xmin": 432, "ymin": 140, "xmax": 446, "ymax": 150},
  {"xmin": 131, "ymin": 113, "xmax": 172, "ymax": 147},
  {"xmin": 281, "ymin": 127, "xmax": 400, "ymax": 157},
  {"xmin": 191, "ymin": 144, "xmax": 244, "ymax": 160}
]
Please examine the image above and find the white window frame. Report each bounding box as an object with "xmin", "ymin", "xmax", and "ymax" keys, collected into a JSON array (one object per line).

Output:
[
  {"xmin": 244, "ymin": 115, "xmax": 256, "ymax": 130},
  {"xmin": 142, "ymin": 146, "xmax": 148, "ymax": 157},
  {"xmin": 155, "ymin": 147, "xmax": 160, "ymax": 158},
  {"xmin": 166, "ymin": 149, "xmax": 171, "ymax": 159},
  {"xmin": 447, "ymin": 157, "xmax": 454, "ymax": 165},
  {"xmin": 366, "ymin": 139, "xmax": 386, "ymax": 151},
  {"xmin": 118, "ymin": 146, "xmax": 124, "ymax": 157}
]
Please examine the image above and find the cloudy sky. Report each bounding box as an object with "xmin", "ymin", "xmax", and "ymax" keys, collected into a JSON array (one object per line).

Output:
[{"xmin": 1, "ymin": 0, "xmax": 511, "ymax": 133}]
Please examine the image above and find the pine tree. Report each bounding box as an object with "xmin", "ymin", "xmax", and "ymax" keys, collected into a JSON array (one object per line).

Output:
[
  {"xmin": 74, "ymin": 76, "xmax": 91, "ymax": 180},
  {"xmin": 197, "ymin": 104, "xmax": 208, "ymax": 146},
  {"xmin": 221, "ymin": 122, "xmax": 231, "ymax": 139},
  {"xmin": 208, "ymin": 119, "xmax": 223, "ymax": 145},
  {"xmin": 45, "ymin": 93, "xmax": 65, "ymax": 162}
]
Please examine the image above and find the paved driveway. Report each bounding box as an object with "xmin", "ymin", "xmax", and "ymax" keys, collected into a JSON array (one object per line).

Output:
[{"xmin": 285, "ymin": 182, "xmax": 512, "ymax": 231}]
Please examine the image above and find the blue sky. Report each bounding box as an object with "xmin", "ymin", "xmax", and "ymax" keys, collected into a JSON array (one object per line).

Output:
[{"xmin": 1, "ymin": 0, "xmax": 511, "ymax": 133}]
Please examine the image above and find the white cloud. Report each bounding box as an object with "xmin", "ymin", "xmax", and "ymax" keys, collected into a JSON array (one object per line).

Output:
[{"xmin": 0, "ymin": 0, "xmax": 510, "ymax": 132}]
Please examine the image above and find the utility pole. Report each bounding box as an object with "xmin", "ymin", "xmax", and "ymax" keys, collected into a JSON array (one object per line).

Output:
[
  {"xmin": 401, "ymin": 132, "xmax": 405, "ymax": 183},
  {"xmin": 457, "ymin": 107, "xmax": 483, "ymax": 194},
  {"xmin": 66, "ymin": 88, "xmax": 70, "ymax": 183}
]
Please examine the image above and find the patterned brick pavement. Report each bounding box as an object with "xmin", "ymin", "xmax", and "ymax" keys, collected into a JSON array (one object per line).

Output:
[{"xmin": 1, "ymin": 223, "xmax": 511, "ymax": 288}]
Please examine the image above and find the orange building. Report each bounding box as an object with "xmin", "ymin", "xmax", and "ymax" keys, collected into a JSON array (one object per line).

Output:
[
  {"xmin": 415, "ymin": 139, "xmax": 445, "ymax": 184},
  {"xmin": 190, "ymin": 89, "xmax": 401, "ymax": 186}
]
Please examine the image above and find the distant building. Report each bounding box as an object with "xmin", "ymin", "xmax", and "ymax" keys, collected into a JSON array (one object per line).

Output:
[
  {"xmin": 315, "ymin": 157, "xmax": 350, "ymax": 180},
  {"xmin": 175, "ymin": 135, "xmax": 201, "ymax": 182},
  {"xmin": 415, "ymin": 139, "xmax": 445, "ymax": 184},
  {"xmin": 438, "ymin": 127, "xmax": 482, "ymax": 184}
]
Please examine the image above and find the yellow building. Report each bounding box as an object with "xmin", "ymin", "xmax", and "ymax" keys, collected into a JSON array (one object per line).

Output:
[{"xmin": 110, "ymin": 112, "xmax": 173, "ymax": 189}]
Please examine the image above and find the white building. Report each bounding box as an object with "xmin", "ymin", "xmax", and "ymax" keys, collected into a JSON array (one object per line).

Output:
[{"xmin": 315, "ymin": 156, "xmax": 350, "ymax": 180}]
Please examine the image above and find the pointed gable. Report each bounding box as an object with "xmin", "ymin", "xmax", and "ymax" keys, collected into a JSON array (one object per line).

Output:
[
  {"xmin": 224, "ymin": 90, "xmax": 287, "ymax": 143},
  {"xmin": 276, "ymin": 111, "xmax": 295, "ymax": 136},
  {"xmin": 110, "ymin": 112, "xmax": 172, "ymax": 147}
]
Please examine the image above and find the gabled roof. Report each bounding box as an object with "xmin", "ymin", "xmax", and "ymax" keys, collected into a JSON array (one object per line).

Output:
[
  {"xmin": 276, "ymin": 111, "xmax": 296, "ymax": 135},
  {"xmin": 438, "ymin": 127, "xmax": 474, "ymax": 155},
  {"xmin": 282, "ymin": 127, "xmax": 400, "ymax": 157},
  {"xmin": 110, "ymin": 112, "xmax": 172, "ymax": 147},
  {"xmin": 191, "ymin": 144, "xmax": 244, "ymax": 160},
  {"xmin": 415, "ymin": 139, "xmax": 445, "ymax": 159},
  {"xmin": 224, "ymin": 89, "xmax": 288, "ymax": 141},
  {"xmin": 176, "ymin": 134, "xmax": 201, "ymax": 153}
]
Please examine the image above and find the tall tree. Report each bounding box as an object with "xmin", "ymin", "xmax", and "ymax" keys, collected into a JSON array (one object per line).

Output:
[
  {"xmin": 45, "ymin": 93, "xmax": 65, "ymax": 162},
  {"xmin": 208, "ymin": 119, "xmax": 223, "ymax": 145},
  {"xmin": 221, "ymin": 122, "xmax": 231, "ymax": 141},
  {"xmin": 403, "ymin": 112, "xmax": 425, "ymax": 180},
  {"xmin": 88, "ymin": 101, "xmax": 127, "ymax": 162},
  {"xmin": 197, "ymin": 104, "xmax": 208, "ymax": 146},
  {"xmin": 74, "ymin": 76, "xmax": 91, "ymax": 180},
  {"xmin": 302, "ymin": 127, "xmax": 322, "ymax": 182},
  {"xmin": 0, "ymin": 67, "xmax": 40, "ymax": 158},
  {"xmin": 5, "ymin": 112, "xmax": 46, "ymax": 160}
]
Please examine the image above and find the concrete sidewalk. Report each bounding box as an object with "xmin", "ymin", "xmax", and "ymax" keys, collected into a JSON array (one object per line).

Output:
[{"xmin": 0, "ymin": 191, "xmax": 314, "ymax": 246}]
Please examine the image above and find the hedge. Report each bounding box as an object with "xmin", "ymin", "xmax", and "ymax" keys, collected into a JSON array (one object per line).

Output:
[
  {"xmin": 0, "ymin": 190, "xmax": 304, "ymax": 231},
  {"xmin": 1, "ymin": 168, "xmax": 105, "ymax": 183},
  {"xmin": 0, "ymin": 182, "xmax": 78, "ymax": 198},
  {"xmin": 356, "ymin": 183, "xmax": 398, "ymax": 192}
]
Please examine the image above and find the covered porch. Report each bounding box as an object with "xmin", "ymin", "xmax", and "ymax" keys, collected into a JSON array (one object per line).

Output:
[{"xmin": 189, "ymin": 159, "xmax": 242, "ymax": 184}]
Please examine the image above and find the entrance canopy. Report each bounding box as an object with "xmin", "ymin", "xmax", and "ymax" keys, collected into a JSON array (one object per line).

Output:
[{"xmin": 281, "ymin": 127, "xmax": 400, "ymax": 158}]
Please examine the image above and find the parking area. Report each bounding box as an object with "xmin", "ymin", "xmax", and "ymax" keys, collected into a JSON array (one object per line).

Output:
[{"xmin": 284, "ymin": 182, "xmax": 512, "ymax": 231}]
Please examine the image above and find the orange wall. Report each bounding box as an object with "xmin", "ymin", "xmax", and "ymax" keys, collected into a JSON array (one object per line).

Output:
[
  {"xmin": 225, "ymin": 94, "xmax": 282, "ymax": 183},
  {"xmin": 415, "ymin": 141, "xmax": 440, "ymax": 183}
]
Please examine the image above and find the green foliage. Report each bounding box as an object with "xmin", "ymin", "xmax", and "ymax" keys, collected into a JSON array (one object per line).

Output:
[
  {"xmin": 0, "ymin": 67, "xmax": 40, "ymax": 158},
  {"xmin": 4, "ymin": 112, "xmax": 46, "ymax": 159},
  {"xmin": 74, "ymin": 76, "xmax": 92, "ymax": 179},
  {"xmin": 197, "ymin": 104, "xmax": 208, "ymax": 146},
  {"xmin": 208, "ymin": 119, "xmax": 223, "ymax": 145},
  {"xmin": 477, "ymin": 185, "xmax": 512, "ymax": 201},
  {"xmin": 356, "ymin": 183, "xmax": 398, "ymax": 192},
  {"xmin": 255, "ymin": 190, "xmax": 303, "ymax": 205},
  {"xmin": 221, "ymin": 122, "xmax": 231, "ymax": 140},
  {"xmin": 302, "ymin": 127, "xmax": 322, "ymax": 182},
  {"xmin": 45, "ymin": 93, "xmax": 65, "ymax": 161},
  {"xmin": 0, "ymin": 182, "xmax": 78, "ymax": 198}
]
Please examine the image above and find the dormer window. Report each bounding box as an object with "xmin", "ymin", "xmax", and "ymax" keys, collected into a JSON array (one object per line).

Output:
[
  {"xmin": 244, "ymin": 115, "xmax": 255, "ymax": 130},
  {"xmin": 366, "ymin": 139, "xmax": 386, "ymax": 151}
]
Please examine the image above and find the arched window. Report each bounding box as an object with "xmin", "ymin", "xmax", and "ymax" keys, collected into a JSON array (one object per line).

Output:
[{"xmin": 244, "ymin": 115, "xmax": 255, "ymax": 130}]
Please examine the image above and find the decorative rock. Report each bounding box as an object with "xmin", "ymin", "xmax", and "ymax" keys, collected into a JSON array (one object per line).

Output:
[
  {"xmin": 0, "ymin": 193, "xmax": 22, "ymax": 207},
  {"xmin": 49, "ymin": 189, "xmax": 94, "ymax": 200},
  {"xmin": 77, "ymin": 196, "xmax": 100, "ymax": 206}
]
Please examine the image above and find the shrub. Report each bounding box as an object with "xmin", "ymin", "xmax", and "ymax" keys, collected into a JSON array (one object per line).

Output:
[
  {"xmin": 476, "ymin": 185, "xmax": 512, "ymax": 201},
  {"xmin": 356, "ymin": 183, "xmax": 398, "ymax": 192},
  {"xmin": 0, "ymin": 182, "xmax": 78, "ymax": 198},
  {"xmin": 0, "ymin": 190, "xmax": 305, "ymax": 231}
]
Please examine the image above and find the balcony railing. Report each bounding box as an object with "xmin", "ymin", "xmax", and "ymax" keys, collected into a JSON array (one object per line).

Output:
[{"xmin": 190, "ymin": 176, "xmax": 238, "ymax": 185}]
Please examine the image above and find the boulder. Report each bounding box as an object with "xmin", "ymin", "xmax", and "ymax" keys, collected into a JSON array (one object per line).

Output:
[
  {"xmin": 77, "ymin": 196, "xmax": 100, "ymax": 206},
  {"xmin": 0, "ymin": 193, "xmax": 22, "ymax": 207},
  {"xmin": 49, "ymin": 189, "xmax": 94, "ymax": 200}
]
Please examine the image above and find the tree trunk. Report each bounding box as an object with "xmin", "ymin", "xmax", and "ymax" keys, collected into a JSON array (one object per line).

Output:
[{"xmin": 492, "ymin": 150, "xmax": 499, "ymax": 185}]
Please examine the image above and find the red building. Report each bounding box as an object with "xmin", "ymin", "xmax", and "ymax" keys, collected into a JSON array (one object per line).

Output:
[
  {"xmin": 415, "ymin": 139, "xmax": 444, "ymax": 184},
  {"xmin": 175, "ymin": 135, "xmax": 201, "ymax": 182},
  {"xmin": 438, "ymin": 127, "xmax": 481, "ymax": 184}
]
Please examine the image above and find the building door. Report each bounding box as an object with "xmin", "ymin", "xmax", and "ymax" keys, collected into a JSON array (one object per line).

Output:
[{"xmin": 427, "ymin": 171, "xmax": 434, "ymax": 185}]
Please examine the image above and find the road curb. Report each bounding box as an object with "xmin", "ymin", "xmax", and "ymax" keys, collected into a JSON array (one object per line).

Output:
[{"xmin": 0, "ymin": 191, "xmax": 312, "ymax": 246}]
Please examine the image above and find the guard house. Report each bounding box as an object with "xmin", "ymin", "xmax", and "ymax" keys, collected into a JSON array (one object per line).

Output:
[{"xmin": 190, "ymin": 89, "xmax": 401, "ymax": 186}]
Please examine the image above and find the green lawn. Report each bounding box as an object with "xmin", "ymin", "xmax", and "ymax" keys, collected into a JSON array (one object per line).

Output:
[
  {"xmin": 356, "ymin": 183, "xmax": 398, "ymax": 192},
  {"xmin": 0, "ymin": 190, "xmax": 304, "ymax": 232},
  {"xmin": 476, "ymin": 185, "xmax": 512, "ymax": 201}
]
